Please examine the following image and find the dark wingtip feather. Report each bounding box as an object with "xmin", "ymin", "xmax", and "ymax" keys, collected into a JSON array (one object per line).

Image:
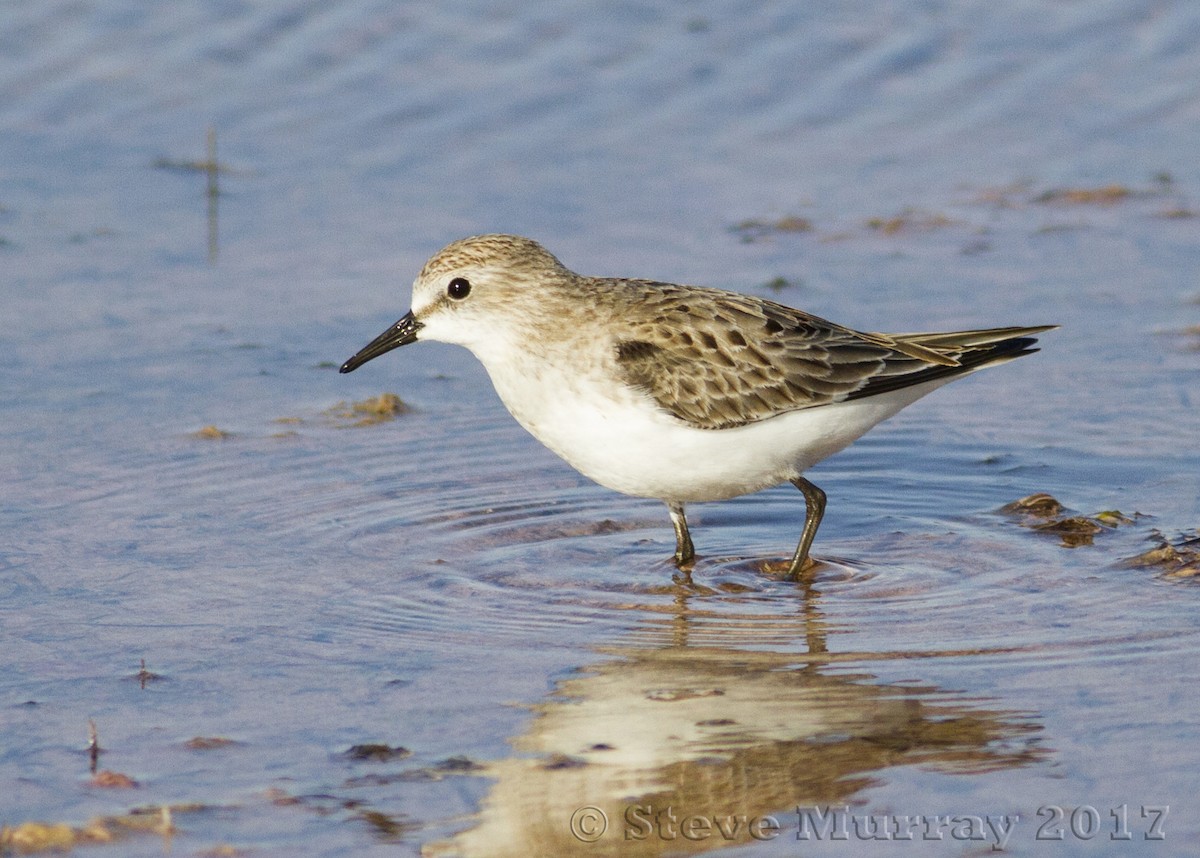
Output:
[{"xmin": 846, "ymin": 333, "xmax": 1046, "ymax": 402}]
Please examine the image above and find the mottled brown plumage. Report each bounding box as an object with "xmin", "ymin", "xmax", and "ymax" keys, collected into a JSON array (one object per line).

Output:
[{"xmin": 589, "ymin": 278, "xmax": 1048, "ymax": 430}]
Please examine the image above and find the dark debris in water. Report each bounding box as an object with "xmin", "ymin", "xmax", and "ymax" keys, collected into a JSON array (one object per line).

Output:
[
  {"xmin": 975, "ymin": 174, "xmax": 1192, "ymax": 220},
  {"xmin": 432, "ymin": 754, "xmax": 484, "ymax": 773},
  {"xmin": 184, "ymin": 736, "xmax": 242, "ymax": 751},
  {"xmin": 342, "ymin": 743, "xmax": 412, "ymax": 762},
  {"xmin": 729, "ymin": 173, "xmax": 1193, "ymax": 249},
  {"xmin": 352, "ymin": 809, "xmax": 418, "ymax": 843},
  {"xmin": 730, "ymin": 215, "xmax": 813, "ymax": 242},
  {"xmin": 196, "ymin": 846, "xmax": 253, "ymax": 857},
  {"xmin": 1000, "ymin": 492, "xmax": 1064, "ymax": 518},
  {"xmin": 762, "ymin": 275, "xmax": 800, "ymax": 292},
  {"xmin": 152, "ymin": 156, "xmax": 239, "ymax": 175},
  {"xmin": 265, "ymin": 787, "xmax": 415, "ymax": 844},
  {"xmin": 645, "ymin": 687, "xmax": 725, "ymax": 702},
  {"xmin": 255, "ymin": 393, "xmax": 415, "ymax": 435},
  {"xmin": 191, "ymin": 425, "xmax": 232, "ymax": 440},
  {"xmin": 344, "ymin": 754, "xmax": 486, "ymax": 787},
  {"xmin": 323, "ymin": 392, "xmax": 411, "ymax": 427},
  {"xmin": 865, "ymin": 208, "xmax": 954, "ymax": 235},
  {"xmin": 88, "ymin": 719, "xmax": 101, "ymax": 771},
  {"xmin": 131, "ymin": 659, "xmax": 164, "ymax": 687},
  {"xmin": 1001, "ymin": 493, "xmax": 1136, "ymax": 547},
  {"xmin": 540, "ymin": 753, "xmax": 587, "ymax": 770},
  {"xmin": 152, "ymin": 127, "xmax": 246, "ymax": 178},
  {"xmin": 1, "ymin": 805, "xmax": 178, "ymax": 854},
  {"xmin": 398, "ymin": 755, "xmax": 485, "ymax": 780},
  {"xmin": 188, "ymin": 392, "xmax": 413, "ymax": 439},
  {"xmin": 90, "ymin": 770, "xmax": 139, "ymax": 789},
  {"xmin": 1031, "ymin": 517, "xmax": 1105, "ymax": 547},
  {"xmin": 1122, "ymin": 531, "xmax": 1200, "ymax": 581},
  {"xmin": 1034, "ymin": 184, "xmax": 1134, "ymax": 205},
  {"xmin": 1161, "ymin": 323, "xmax": 1200, "ymax": 352}
]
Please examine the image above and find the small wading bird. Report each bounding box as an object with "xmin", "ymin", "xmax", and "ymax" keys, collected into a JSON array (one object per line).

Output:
[{"xmin": 341, "ymin": 234, "xmax": 1053, "ymax": 580}]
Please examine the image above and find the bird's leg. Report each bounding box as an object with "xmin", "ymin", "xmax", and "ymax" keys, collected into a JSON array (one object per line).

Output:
[
  {"xmin": 786, "ymin": 477, "xmax": 826, "ymax": 581},
  {"xmin": 666, "ymin": 502, "xmax": 695, "ymax": 567}
]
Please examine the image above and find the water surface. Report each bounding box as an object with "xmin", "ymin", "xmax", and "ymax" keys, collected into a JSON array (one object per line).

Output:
[{"xmin": 3, "ymin": 2, "xmax": 1200, "ymax": 855}]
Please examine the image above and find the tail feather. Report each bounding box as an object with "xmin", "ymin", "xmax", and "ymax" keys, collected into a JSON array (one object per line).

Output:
[
  {"xmin": 891, "ymin": 325, "xmax": 1058, "ymax": 352},
  {"xmin": 846, "ymin": 325, "xmax": 1055, "ymax": 401}
]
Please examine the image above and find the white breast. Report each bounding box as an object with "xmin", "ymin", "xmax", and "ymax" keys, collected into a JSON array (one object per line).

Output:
[{"xmin": 478, "ymin": 343, "xmax": 952, "ymax": 504}]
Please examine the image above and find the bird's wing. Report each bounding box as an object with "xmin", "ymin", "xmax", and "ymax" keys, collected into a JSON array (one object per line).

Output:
[{"xmin": 610, "ymin": 281, "xmax": 1051, "ymax": 430}]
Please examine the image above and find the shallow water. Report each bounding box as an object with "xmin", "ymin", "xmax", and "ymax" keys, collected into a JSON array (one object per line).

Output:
[{"xmin": 3, "ymin": 1, "xmax": 1200, "ymax": 855}]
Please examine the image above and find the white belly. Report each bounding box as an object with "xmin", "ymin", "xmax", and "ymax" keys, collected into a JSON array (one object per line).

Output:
[{"xmin": 483, "ymin": 355, "xmax": 952, "ymax": 504}]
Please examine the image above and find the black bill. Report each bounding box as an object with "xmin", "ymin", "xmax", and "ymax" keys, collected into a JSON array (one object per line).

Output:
[{"xmin": 339, "ymin": 310, "xmax": 423, "ymax": 373}]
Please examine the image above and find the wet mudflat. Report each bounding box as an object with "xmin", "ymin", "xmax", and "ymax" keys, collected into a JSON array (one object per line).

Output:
[{"xmin": 3, "ymin": 2, "xmax": 1200, "ymax": 855}]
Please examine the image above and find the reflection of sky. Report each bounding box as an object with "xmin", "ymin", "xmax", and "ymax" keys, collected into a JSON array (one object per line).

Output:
[{"xmin": 7, "ymin": 3, "xmax": 1200, "ymax": 268}]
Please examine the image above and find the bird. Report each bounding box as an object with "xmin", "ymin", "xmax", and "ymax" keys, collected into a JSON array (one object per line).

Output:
[{"xmin": 340, "ymin": 234, "xmax": 1053, "ymax": 580}]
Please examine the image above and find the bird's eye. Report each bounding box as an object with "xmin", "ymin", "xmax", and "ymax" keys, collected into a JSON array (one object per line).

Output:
[{"xmin": 447, "ymin": 277, "xmax": 471, "ymax": 300}]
